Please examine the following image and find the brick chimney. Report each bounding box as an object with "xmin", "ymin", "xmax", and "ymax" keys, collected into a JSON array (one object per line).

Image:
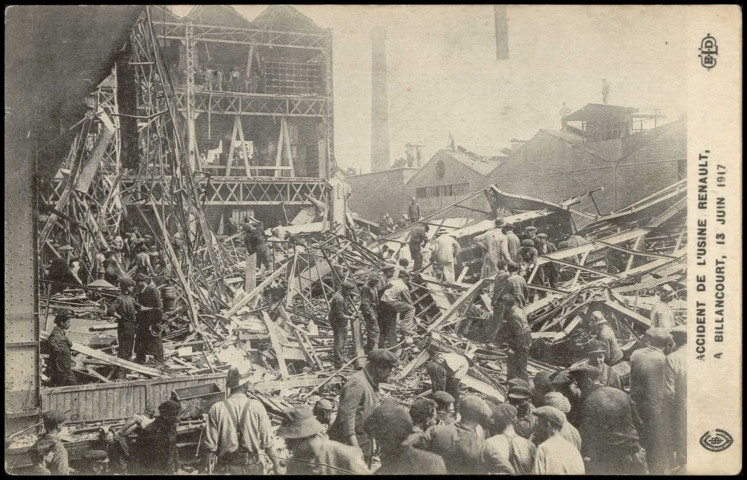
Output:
[{"xmin": 370, "ymin": 27, "xmax": 390, "ymax": 172}]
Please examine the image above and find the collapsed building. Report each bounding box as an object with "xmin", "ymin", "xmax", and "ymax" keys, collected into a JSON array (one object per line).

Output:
[{"xmin": 5, "ymin": 5, "xmax": 687, "ymax": 474}]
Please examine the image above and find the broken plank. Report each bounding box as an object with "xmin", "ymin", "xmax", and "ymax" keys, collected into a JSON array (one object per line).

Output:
[
  {"xmin": 261, "ymin": 311, "xmax": 289, "ymax": 380},
  {"xmin": 226, "ymin": 260, "xmax": 290, "ymax": 316},
  {"xmin": 40, "ymin": 331, "xmax": 163, "ymax": 377},
  {"xmin": 461, "ymin": 375, "xmax": 505, "ymax": 402}
]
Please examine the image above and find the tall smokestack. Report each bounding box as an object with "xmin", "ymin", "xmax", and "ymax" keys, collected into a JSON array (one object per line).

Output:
[{"xmin": 370, "ymin": 27, "xmax": 390, "ymax": 172}]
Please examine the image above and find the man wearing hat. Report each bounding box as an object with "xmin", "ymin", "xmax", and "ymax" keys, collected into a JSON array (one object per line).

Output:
[
  {"xmin": 365, "ymin": 401, "xmax": 447, "ymax": 474},
  {"xmin": 538, "ymin": 391, "xmax": 582, "ymax": 451},
  {"xmin": 132, "ymin": 400, "xmax": 181, "ymax": 474},
  {"xmin": 312, "ymin": 398, "xmax": 335, "ymax": 429},
  {"xmin": 360, "ymin": 275, "xmax": 382, "ymax": 352},
  {"xmin": 107, "ymin": 277, "xmax": 139, "ymax": 378},
  {"xmin": 426, "ymin": 348, "xmax": 469, "ymax": 407},
  {"xmin": 431, "ymin": 391, "xmax": 456, "ymax": 426},
  {"xmin": 506, "ymin": 261, "xmax": 529, "ymax": 307},
  {"xmin": 378, "ymin": 268, "xmax": 415, "ymax": 348},
  {"xmin": 570, "ymin": 365, "xmax": 645, "ymax": 474},
  {"xmin": 664, "ymin": 325, "xmax": 686, "ymax": 471},
  {"xmin": 420, "ymin": 395, "xmax": 511, "ymax": 474},
  {"xmin": 503, "ymin": 294, "xmax": 532, "ymax": 382},
  {"xmin": 502, "ymin": 223, "xmax": 521, "ymax": 263},
  {"xmin": 329, "ymin": 281, "xmax": 357, "ymax": 368},
  {"xmin": 589, "ymin": 310, "xmax": 623, "ymax": 365},
  {"xmin": 586, "ymin": 339, "xmax": 623, "ymax": 390},
  {"xmin": 531, "ymin": 406, "xmax": 585, "ymax": 474},
  {"xmin": 133, "ymin": 273, "xmax": 164, "ymax": 366},
  {"xmin": 328, "ymin": 349, "xmax": 398, "ymax": 459},
  {"xmin": 650, "ymin": 284, "xmax": 676, "ymax": 329},
  {"xmin": 28, "ymin": 437, "xmax": 57, "ymax": 475},
  {"xmin": 431, "ymin": 232, "xmax": 461, "ymax": 282},
  {"xmin": 507, "ymin": 385, "xmax": 537, "ymax": 440},
  {"xmin": 40, "ymin": 410, "xmax": 69, "ymax": 475},
  {"xmin": 202, "ymin": 366, "xmax": 283, "ymax": 474},
  {"xmin": 487, "ymin": 260, "xmax": 510, "ymax": 344},
  {"xmin": 535, "ymin": 232, "xmax": 558, "ymax": 288},
  {"xmin": 408, "ymin": 222, "xmax": 429, "ymax": 270},
  {"xmin": 473, "ymin": 218, "xmax": 511, "ymax": 279},
  {"xmin": 278, "ymin": 407, "xmax": 369, "ymax": 475},
  {"xmin": 517, "ymin": 239, "xmax": 539, "ymax": 280},
  {"xmin": 630, "ymin": 327, "xmax": 671, "ymax": 474},
  {"xmin": 408, "ymin": 196, "xmax": 421, "ymax": 223},
  {"xmin": 486, "ymin": 403, "xmax": 537, "ymax": 474},
  {"xmin": 45, "ymin": 309, "xmax": 77, "ymax": 387}
]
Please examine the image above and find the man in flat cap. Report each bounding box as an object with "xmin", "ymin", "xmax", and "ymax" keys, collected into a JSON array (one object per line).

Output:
[
  {"xmin": 39, "ymin": 410, "xmax": 69, "ymax": 475},
  {"xmin": 650, "ymin": 284, "xmax": 676, "ymax": 329},
  {"xmin": 420, "ymin": 395, "xmax": 511, "ymax": 474},
  {"xmin": 506, "ymin": 261, "xmax": 529, "ymax": 307},
  {"xmin": 517, "ymin": 239, "xmax": 539, "ymax": 281},
  {"xmin": 329, "ymin": 281, "xmax": 357, "ymax": 368},
  {"xmin": 328, "ymin": 349, "xmax": 398, "ymax": 460},
  {"xmin": 664, "ymin": 325, "xmax": 687, "ymax": 471},
  {"xmin": 132, "ymin": 400, "xmax": 182, "ymax": 474},
  {"xmin": 431, "ymin": 391, "xmax": 456, "ymax": 426},
  {"xmin": 486, "ymin": 403, "xmax": 536, "ymax": 474},
  {"xmin": 365, "ymin": 401, "xmax": 446, "ymax": 475},
  {"xmin": 425, "ymin": 349, "xmax": 469, "ymax": 407},
  {"xmin": 531, "ymin": 406, "xmax": 585, "ymax": 474},
  {"xmin": 589, "ymin": 310, "xmax": 623, "ymax": 365},
  {"xmin": 571, "ymin": 365, "xmax": 646, "ymax": 474},
  {"xmin": 133, "ymin": 273, "xmax": 164, "ymax": 366},
  {"xmin": 28, "ymin": 437, "xmax": 57, "ymax": 475},
  {"xmin": 507, "ymin": 385, "xmax": 537, "ymax": 440},
  {"xmin": 312, "ymin": 399, "xmax": 336, "ymax": 430},
  {"xmin": 503, "ymin": 294, "xmax": 532, "ymax": 382},
  {"xmin": 431, "ymin": 232, "xmax": 461, "ymax": 283},
  {"xmin": 202, "ymin": 366, "xmax": 283, "ymax": 474},
  {"xmin": 378, "ymin": 268, "xmax": 415, "ymax": 348},
  {"xmin": 535, "ymin": 232, "xmax": 558, "ymax": 288},
  {"xmin": 502, "ymin": 223, "xmax": 521, "ymax": 263},
  {"xmin": 359, "ymin": 275, "xmax": 381, "ymax": 352},
  {"xmin": 278, "ymin": 406, "xmax": 369, "ymax": 475},
  {"xmin": 586, "ymin": 339, "xmax": 623, "ymax": 390},
  {"xmin": 487, "ymin": 260, "xmax": 510, "ymax": 345},
  {"xmin": 107, "ymin": 277, "xmax": 138, "ymax": 378},
  {"xmin": 630, "ymin": 327, "xmax": 671, "ymax": 474},
  {"xmin": 473, "ymin": 218, "xmax": 511, "ymax": 279},
  {"xmin": 408, "ymin": 222, "xmax": 430, "ymax": 270},
  {"xmin": 537, "ymin": 392, "xmax": 582, "ymax": 451},
  {"xmin": 45, "ymin": 309, "xmax": 76, "ymax": 387}
]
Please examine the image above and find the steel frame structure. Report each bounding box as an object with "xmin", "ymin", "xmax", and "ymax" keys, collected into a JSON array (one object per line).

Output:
[
  {"xmin": 175, "ymin": 88, "xmax": 327, "ymax": 117},
  {"xmin": 153, "ymin": 21, "xmax": 329, "ymax": 50}
]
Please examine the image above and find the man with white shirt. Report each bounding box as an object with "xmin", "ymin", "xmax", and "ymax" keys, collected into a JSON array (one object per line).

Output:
[
  {"xmin": 473, "ymin": 218, "xmax": 511, "ymax": 279},
  {"xmin": 378, "ymin": 269, "xmax": 414, "ymax": 348},
  {"xmin": 531, "ymin": 406, "xmax": 585, "ymax": 474},
  {"xmin": 432, "ymin": 233, "xmax": 460, "ymax": 282}
]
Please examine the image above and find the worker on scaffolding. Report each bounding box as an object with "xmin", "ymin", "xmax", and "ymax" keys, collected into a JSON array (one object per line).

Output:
[
  {"xmin": 45, "ymin": 309, "xmax": 77, "ymax": 387},
  {"xmin": 133, "ymin": 273, "xmax": 164, "ymax": 367}
]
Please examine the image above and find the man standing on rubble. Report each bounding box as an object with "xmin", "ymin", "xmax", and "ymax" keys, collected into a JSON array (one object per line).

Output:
[
  {"xmin": 589, "ymin": 311, "xmax": 623, "ymax": 366},
  {"xmin": 630, "ymin": 327, "xmax": 671, "ymax": 474},
  {"xmin": 473, "ymin": 218, "xmax": 511, "ymax": 279},
  {"xmin": 360, "ymin": 275, "xmax": 381, "ymax": 352},
  {"xmin": 488, "ymin": 260, "xmax": 510, "ymax": 344},
  {"xmin": 133, "ymin": 273, "xmax": 164, "ymax": 367},
  {"xmin": 408, "ymin": 197, "xmax": 421, "ymax": 222},
  {"xmin": 107, "ymin": 278, "xmax": 138, "ymax": 378},
  {"xmin": 665, "ymin": 325, "xmax": 687, "ymax": 472},
  {"xmin": 329, "ymin": 349, "xmax": 398, "ymax": 460},
  {"xmin": 203, "ymin": 366, "xmax": 284, "ymax": 475},
  {"xmin": 408, "ymin": 222, "xmax": 429, "ymax": 271},
  {"xmin": 329, "ymin": 281, "xmax": 356, "ymax": 368},
  {"xmin": 503, "ymin": 223, "xmax": 521, "ymax": 263},
  {"xmin": 503, "ymin": 294, "xmax": 532, "ymax": 382},
  {"xmin": 650, "ymin": 284, "xmax": 676, "ymax": 329},
  {"xmin": 431, "ymin": 232, "xmax": 460, "ymax": 282},
  {"xmin": 380, "ymin": 268, "xmax": 416, "ymax": 346},
  {"xmin": 571, "ymin": 365, "xmax": 646, "ymax": 474},
  {"xmin": 506, "ymin": 261, "xmax": 529, "ymax": 307},
  {"xmin": 425, "ymin": 350, "xmax": 469, "ymax": 407},
  {"xmin": 535, "ymin": 233, "xmax": 558, "ymax": 288},
  {"xmin": 45, "ymin": 309, "xmax": 77, "ymax": 387}
]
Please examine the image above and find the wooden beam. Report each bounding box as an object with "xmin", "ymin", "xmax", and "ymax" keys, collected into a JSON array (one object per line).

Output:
[
  {"xmin": 426, "ymin": 278, "xmax": 490, "ymax": 333},
  {"xmin": 245, "ymin": 253, "xmax": 256, "ymax": 292},
  {"xmin": 40, "ymin": 331, "xmax": 163, "ymax": 377},
  {"xmin": 226, "ymin": 259, "xmax": 290, "ymax": 316},
  {"xmin": 261, "ymin": 311, "xmax": 289, "ymax": 381}
]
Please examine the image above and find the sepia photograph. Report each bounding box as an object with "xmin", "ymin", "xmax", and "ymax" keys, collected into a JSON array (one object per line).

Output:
[{"xmin": 5, "ymin": 4, "xmax": 741, "ymax": 475}]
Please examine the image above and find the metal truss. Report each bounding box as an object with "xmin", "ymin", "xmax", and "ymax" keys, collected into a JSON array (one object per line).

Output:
[
  {"xmin": 153, "ymin": 21, "xmax": 330, "ymax": 50},
  {"xmin": 174, "ymin": 88, "xmax": 327, "ymax": 117}
]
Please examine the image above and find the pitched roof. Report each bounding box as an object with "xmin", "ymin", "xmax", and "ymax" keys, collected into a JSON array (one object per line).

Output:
[
  {"xmin": 253, "ymin": 5, "xmax": 322, "ymax": 32},
  {"xmin": 564, "ymin": 103, "xmax": 638, "ymax": 122},
  {"xmin": 186, "ymin": 5, "xmax": 258, "ymax": 29},
  {"xmin": 441, "ymin": 148, "xmax": 501, "ymax": 176},
  {"xmin": 150, "ymin": 5, "xmax": 184, "ymax": 24},
  {"xmin": 542, "ymin": 129, "xmax": 585, "ymax": 144}
]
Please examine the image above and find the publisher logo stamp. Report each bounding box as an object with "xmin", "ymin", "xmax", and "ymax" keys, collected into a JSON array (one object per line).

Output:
[{"xmin": 699, "ymin": 429, "xmax": 733, "ymax": 452}]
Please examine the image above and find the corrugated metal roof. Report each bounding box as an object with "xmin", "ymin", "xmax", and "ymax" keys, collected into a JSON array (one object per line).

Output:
[
  {"xmin": 187, "ymin": 5, "xmax": 258, "ymax": 29},
  {"xmin": 564, "ymin": 103, "xmax": 638, "ymax": 122}
]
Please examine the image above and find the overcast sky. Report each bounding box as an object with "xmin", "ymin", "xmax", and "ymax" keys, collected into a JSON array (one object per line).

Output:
[{"xmin": 172, "ymin": 5, "xmax": 688, "ymax": 173}]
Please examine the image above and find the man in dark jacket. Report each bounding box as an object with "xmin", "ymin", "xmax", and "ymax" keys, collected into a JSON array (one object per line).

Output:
[
  {"xmin": 630, "ymin": 327, "xmax": 671, "ymax": 474},
  {"xmin": 408, "ymin": 197, "xmax": 421, "ymax": 223},
  {"xmin": 408, "ymin": 223, "xmax": 429, "ymax": 270},
  {"xmin": 45, "ymin": 310, "xmax": 76, "ymax": 387},
  {"xmin": 506, "ymin": 262, "xmax": 529, "ymax": 307},
  {"xmin": 328, "ymin": 349, "xmax": 398, "ymax": 459},
  {"xmin": 39, "ymin": 410, "xmax": 70, "ymax": 475},
  {"xmin": 108, "ymin": 278, "xmax": 138, "ymax": 378},
  {"xmin": 329, "ymin": 281, "xmax": 356, "ymax": 368},
  {"xmin": 571, "ymin": 365, "xmax": 646, "ymax": 475},
  {"xmin": 589, "ymin": 310, "xmax": 624, "ymax": 365},
  {"xmin": 586, "ymin": 340, "xmax": 623, "ymax": 390},
  {"xmin": 365, "ymin": 401, "xmax": 446, "ymax": 475},
  {"xmin": 133, "ymin": 400, "xmax": 181, "ymax": 474},
  {"xmin": 359, "ymin": 276, "xmax": 380, "ymax": 352},
  {"xmin": 503, "ymin": 294, "xmax": 532, "ymax": 382},
  {"xmin": 133, "ymin": 273, "xmax": 164, "ymax": 366},
  {"xmin": 487, "ymin": 260, "xmax": 510, "ymax": 344}
]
